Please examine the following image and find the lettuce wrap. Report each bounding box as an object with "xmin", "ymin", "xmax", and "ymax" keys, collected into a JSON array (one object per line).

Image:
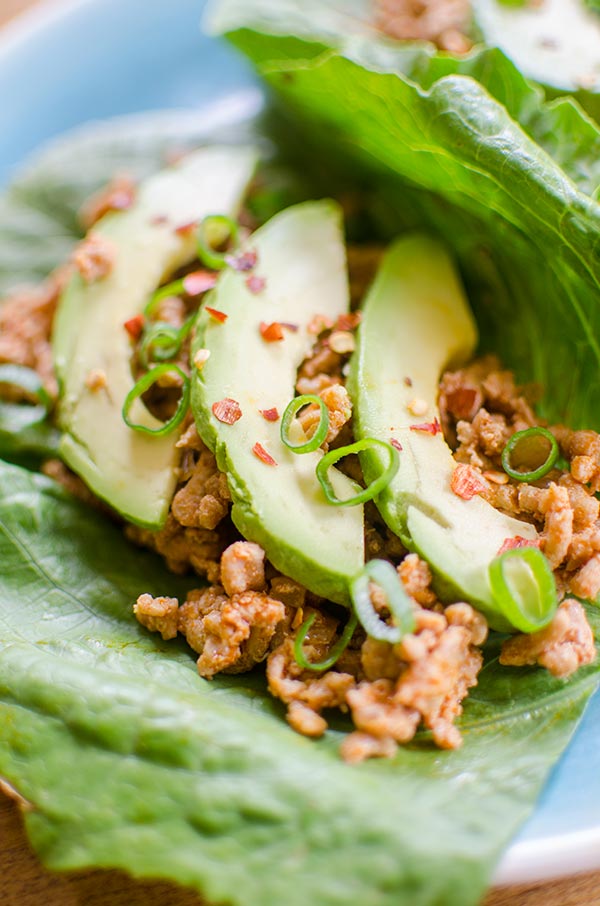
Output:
[{"xmin": 1, "ymin": 7, "xmax": 600, "ymax": 904}]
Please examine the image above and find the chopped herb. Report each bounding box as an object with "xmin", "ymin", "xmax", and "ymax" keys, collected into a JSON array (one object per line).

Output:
[
  {"xmin": 281, "ymin": 394, "xmax": 329, "ymax": 454},
  {"xmin": 316, "ymin": 437, "xmax": 399, "ymax": 506}
]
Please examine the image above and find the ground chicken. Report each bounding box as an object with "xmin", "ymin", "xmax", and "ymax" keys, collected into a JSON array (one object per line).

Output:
[
  {"xmin": 79, "ymin": 174, "xmax": 137, "ymax": 229},
  {"xmin": 220, "ymin": 541, "xmax": 266, "ymax": 596},
  {"xmin": 297, "ymin": 383, "xmax": 353, "ymax": 446},
  {"xmin": 72, "ymin": 232, "xmax": 116, "ymax": 283},
  {"xmin": 0, "ymin": 276, "xmax": 64, "ymax": 397},
  {"xmin": 500, "ymin": 599, "xmax": 596, "ymax": 678},
  {"xmin": 375, "ymin": 0, "xmax": 473, "ymax": 53},
  {"xmin": 398, "ymin": 553, "xmax": 436, "ymax": 606},
  {"xmin": 179, "ymin": 585, "xmax": 286, "ymax": 676},
  {"xmin": 171, "ymin": 448, "xmax": 231, "ymax": 531},
  {"xmin": 134, "ymin": 593, "xmax": 179, "ymax": 640}
]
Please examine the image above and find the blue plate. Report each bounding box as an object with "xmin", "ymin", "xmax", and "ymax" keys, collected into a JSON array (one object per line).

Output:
[{"xmin": 1, "ymin": 0, "xmax": 598, "ymax": 886}]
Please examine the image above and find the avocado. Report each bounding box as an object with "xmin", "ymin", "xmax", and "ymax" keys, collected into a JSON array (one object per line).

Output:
[
  {"xmin": 191, "ymin": 200, "xmax": 364, "ymax": 605},
  {"xmin": 472, "ymin": 0, "xmax": 600, "ymax": 122},
  {"xmin": 348, "ymin": 234, "xmax": 538, "ymax": 630},
  {"xmin": 53, "ymin": 146, "xmax": 258, "ymax": 529}
]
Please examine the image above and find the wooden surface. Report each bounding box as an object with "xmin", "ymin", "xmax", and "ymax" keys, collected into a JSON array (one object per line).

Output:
[{"xmin": 1, "ymin": 1, "xmax": 600, "ymax": 904}]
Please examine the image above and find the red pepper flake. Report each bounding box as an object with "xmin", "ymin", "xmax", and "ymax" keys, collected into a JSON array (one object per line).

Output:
[
  {"xmin": 175, "ymin": 220, "xmax": 198, "ymax": 236},
  {"xmin": 260, "ymin": 407, "xmax": 280, "ymax": 422},
  {"xmin": 390, "ymin": 438, "xmax": 403, "ymax": 452},
  {"xmin": 212, "ymin": 398, "xmax": 242, "ymax": 425},
  {"xmin": 123, "ymin": 313, "xmax": 145, "ymax": 341},
  {"xmin": 335, "ymin": 311, "xmax": 362, "ymax": 332},
  {"xmin": 409, "ymin": 418, "xmax": 442, "ymax": 436},
  {"xmin": 260, "ymin": 321, "xmax": 284, "ymax": 342},
  {"xmin": 497, "ymin": 536, "xmax": 542, "ymax": 556},
  {"xmin": 182, "ymin": 271, "xmax": 218, "ymax": 296},
  {"xmin": 246, "ymin": 275, "xmax": 266, "ymax": 294},
  {"xmin": 150, "ymin": 214, "xmax": 169, "ymax": 226},
  {"xmin": 225, "ymin": 249, "xmax": 258, "ymax": 272},
  {"xmin": 205, "ymin": 307, "xmax": 228, "ymax": 324},
  {"xmin": 450, "ymin": 463, "xmax": 488, "ymax": 501},
  {"xmin": 252, "ymin": 442, "xmax": 277, "ymax": 466},
  {"xmin": 404, "ymin": 376, "xmax": 413, "ymax": 388},
  {"xmin": 280, "ymin": 322, "xmax": 299, "ymax": 332}
]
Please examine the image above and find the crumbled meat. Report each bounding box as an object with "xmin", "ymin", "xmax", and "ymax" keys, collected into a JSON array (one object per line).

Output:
[
  {"xmin": 79, "ymin": 174, "xmax": 137, "ymax": 229},
  {"xmin": 267, "ymin": 635, "xmax": 355, "ymax": 727},
  {"xmin": 171, "ymin": 447, "xmax": 231, "ymax": 531},
  {"xmin": 151, "ymin": 293, "xmax": 186, "ymax": 328},
  {"xmin": 500, "ymin": 599, "xmax": 595, "ymax": 678},
  {"xmin": 340, "ymin": 731, "xmax": 398, "ymax": 764},
  {"xmin": 297, "ymin": 345, "xmax": 343, "ymax": 381},
  {"xmin": 374, "ymin": 0, "xmax": 473, "ymax": 54},
  {"xmin": 398, "ymin": 553, "xmax": 436, "ymax": 606},
  {"xmin": 134, "ymin": 593, "xmax": 179, "ymax": 640},
  {"xmin": 269, "ymin": 575, "xmax": 307, "ymax": 610},
  {"xmin": 540, "ymin": 483, "xmax": 573, "ymax": 570},
  {"xmin": 179, "ymin": 585, "xmax": 285, "ymax": 676},
  {"xmin": 72, "ymin": 232, "xmax": 116, "ymax": 283},
  {"xmin": 126, "ymin": 514, "xmax": 226, "ymax": 582},
  {"xmin": 0, "ymin": 276, "xmax": 65, "ymax": 397},
  {"xmin": 286, "ymin": 700, "xmax": 328, "ymax": 738},
  {"xmin": 569, "ymin": 554, "xmax": 600, "ymax": 601},
  {"xmin": 298, "ymin": 383, "xmax": 353, "ymax": 446},
  {"xmin": 220, "ymin": 541, "xmax": 266, "ymax": 596},
  {"xmin": 347, "ymin": 679, "xmax": 420, "ymax": 742}
]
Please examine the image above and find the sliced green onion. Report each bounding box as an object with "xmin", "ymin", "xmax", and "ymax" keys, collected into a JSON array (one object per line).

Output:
[
  {"xmin": 489, "ymin": 546, "xmax": 557, "ymax": 633},
  {"xmin": 139, "ymin": 317, "xmax": 194, "ymax": 368},
  {"xmin": 196, "ymin": 215, "xmax": 240, "ymax": 270},
  {"xmin": 281, "ymin": 394, "xmax": 329, "ymax": 454},
  {"xmin": 144, "ymin": 277, "xmax": 186, "ymax": 318},
  {"xmin": 0, "ymin": 364, "xmax": 52, "ymax": 412},
  {"xmin": 316, "ymin": 437, "xmax": 399, "ymax": 507},
  {"xmin": 122, "ymin": 364, "xmax": 190, "ymax": 436},
  {"xmin": 350, "ymin": 559, "xmax": 415, "ymax": 644},
  {"xmin": 501, "ymin": 427, "xmax": 559, "ymax": 482},
  {"xmin": 294, "ymin": 611, "xmax": 358, "ymax": 672}
]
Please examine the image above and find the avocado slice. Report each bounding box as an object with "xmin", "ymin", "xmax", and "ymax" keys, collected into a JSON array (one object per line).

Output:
[
  {"xmin": 191, "ymin": 200, "xmax": 364, "ymax": 605},
  {"xmin": 348, "ymin": 234, "xmax": 538, "ymax": 630},
  {"xmin": 53, "ymin": 146, "xmax": 258, "ymax": 529},
  {"xmin": 472, "ymin": 0, "xmax": 600, "ymax": 122}
]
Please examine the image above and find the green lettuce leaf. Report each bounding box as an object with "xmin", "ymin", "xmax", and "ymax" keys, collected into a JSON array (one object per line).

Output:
[
  {"xmin": 213, "ymin": 0, "xmax": 600, "ymax": 429},
  {"xmin": 0, "ymin": 458, "xmax": 598, "ymax": 906},
  {"xmin": 0, "ymin": 107, "xmax": 263, "ymax": 295}
]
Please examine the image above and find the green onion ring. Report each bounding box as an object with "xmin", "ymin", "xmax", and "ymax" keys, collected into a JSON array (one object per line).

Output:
[
  {"xmin": 122, "ymin": 364, "xmax": 190, "ymax": 436},
  {"xmin": 316, "ymin": 437, "xmax": 399, "ymax": 507},
  {"xmin": 144, "ymin": 277, "xmax": 186, "ymax": 318},
  {"xmin": 501, "ymin": 427, "xmax": 559, "ymax": 482},
  {"xmin": 139, "ymin": 317, "xmax": 194, "ymax": 368},
  {"xmin": 350, "ymin": 559, "xmax": 416, "ymax": 644},
  {"xmin": 294, "ymin": 611, "xmax": 359, "ymax": 672},
  {"xmin": 0, "ymin": 364, "xmax": 53, "ymax": 412},
  {"xmin": 489, "ymin": 546, "xmax": 557, "ymax": 633},
  {"xmin": 281, "ymin": 394, "xmax": 330, "ymax": 454},
  {"xmin": 196, "ymin": 214, "xmax": 240, "ymax": 270}
]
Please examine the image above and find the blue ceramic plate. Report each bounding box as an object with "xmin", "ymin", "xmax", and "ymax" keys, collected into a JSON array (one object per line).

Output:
[{"xmin": 1, "ymin": 0, "xmax": 599, "ymax": 887}]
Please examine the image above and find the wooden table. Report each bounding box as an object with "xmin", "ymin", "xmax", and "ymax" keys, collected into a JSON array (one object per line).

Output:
[{"xmin": 1, "ymin": 1, "xmax": 600, "ymax": 904}]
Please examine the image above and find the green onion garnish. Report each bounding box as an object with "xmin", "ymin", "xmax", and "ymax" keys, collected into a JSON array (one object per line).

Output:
[
  {"xmin": 197, "ymin": 214, "xmax": 240, "ymax": 270},
  {"xmin": 350, "ymin": 559, "xmax": 416, "ymax": 644},
  {"xmin": 488, "ymin": 546, "xmax": 557, "ymax": 633},
  {"xmin": 138, "ymin": 317, "xmax": 194, "ymax": 368},
  {"xmin": 316, "ymin": 438, "xmax": 399, "ymax": 507},
  {"xmin": 122, "ymin": 364, "xmax": 190, "ymax": 436},
  {"xmin": 293, "ymin": 611, "xmax": 358, "ymax": 672},
  {"xmin": 281, "ymin": 394, "xmax": 329, "ymax": 454},
  {"xmin": 0, "ymin": 364, "xmax": 53, "ymax": 412},
  {"xmin": 501, "ymin": 427, "xmax": 559, "ymax": 482}
]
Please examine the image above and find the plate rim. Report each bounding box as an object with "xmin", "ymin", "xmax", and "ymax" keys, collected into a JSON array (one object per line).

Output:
[{"xmin": 0, "ymin": 0, "xmax": 598, "ymax": 891}]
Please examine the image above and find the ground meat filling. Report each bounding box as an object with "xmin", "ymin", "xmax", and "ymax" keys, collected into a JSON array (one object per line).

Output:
[
  {"xmin": 1, "ymin": 181, "xmax": 596, "ymax": 763},
  {"xmin": 374, "ymin": 0, "xmax": 473, "ymax": 55},
  {"xmin": 440, "ymin": 354, "xmax": 600, "ymax": 611}
]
